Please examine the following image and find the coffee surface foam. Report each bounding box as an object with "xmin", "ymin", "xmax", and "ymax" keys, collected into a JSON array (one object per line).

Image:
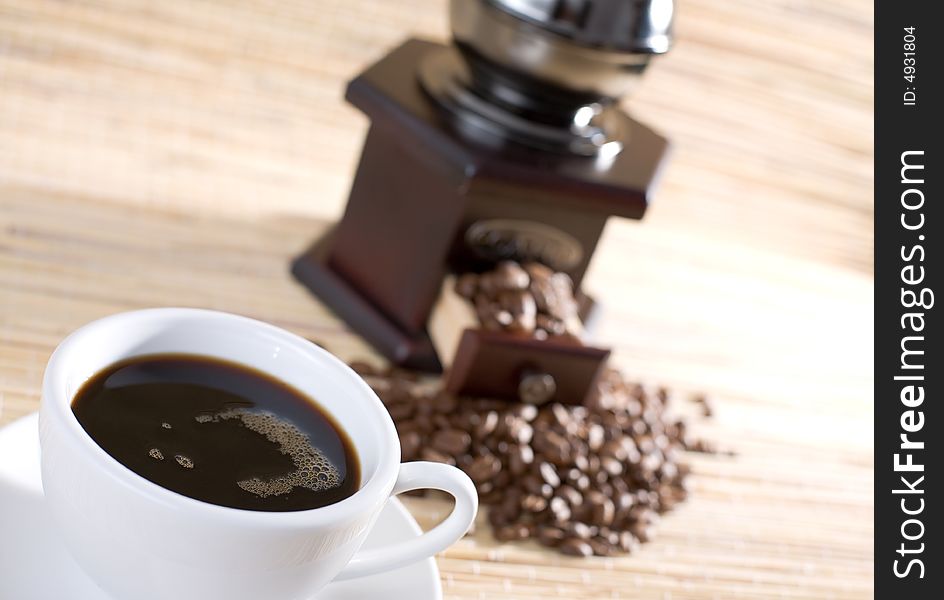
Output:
[{"xmin": 197, "ymin": 408, "xmax": 342, "ymax": 497}]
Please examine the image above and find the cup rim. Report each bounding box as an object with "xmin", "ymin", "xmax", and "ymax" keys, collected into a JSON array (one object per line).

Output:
[{"xmin": 41, "ymin": 308, "xmax": 400, "ymax": 528}]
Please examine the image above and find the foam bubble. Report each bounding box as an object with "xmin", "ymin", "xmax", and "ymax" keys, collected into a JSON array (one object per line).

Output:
[
  {"xmin": 197, "ymin": 408, "xmax": 342, "ymax": 498},
  {"xmin": 175, "ymin": 454, "xmax": 194, "ymax": 469}
]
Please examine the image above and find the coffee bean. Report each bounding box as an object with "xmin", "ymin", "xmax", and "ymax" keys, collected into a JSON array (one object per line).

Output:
[
  {"xmin": 618, "ymin": 531, "xmax": 639, "ymax": 553},
  {"xmin": 521, "ymin": 494, "xmax": 548, "ymax": 513},
  {"xmin": 549, "ymin": 496, "xmax": 571, "ymax": 523},
  {"xmin": 586, "ymin": 491, "xmax": 615, "ymax": 526},
  {"xmin": 550, "ymin": 403, "xmax": 572, "ymax": 429},
  {"xmin": 611, "ymin": 477, "xmax": 629, "ymax": 495},
  {"xmin": 510, "ymin": 420, "xmax": 534, "ymax": 445},
  {"xmin": 516, "ymin": 404, "xmax": 538, "ymax": 422},
  {"xmin": 495, "ymin": 310, "xmax": 514, "ymax": 327},
  {"xmin": 523, "ymin": 261, "xmax": 554, "ymax": 281},
  {"xmin": 587, "ymin": 423, "xmax": 605, "ymax": 451},
  {"xmin": 573, "ymin": 453, "xmax": 589, "ymax": 471},
  {"xmin": 528, "ymin": 271, "xmax": 577, "ymax": 323},
  {"xmin": 494, "ymin": 261, "xmax": 530, "ymax": 291},
  {"xmin": 534, "ymin": 430, "xmax": 570, "ymax": 465},
  {"xmin": 660, "ymin": 461, "xmax": 678, "ymax": 480},
  {"xmin": 556, "ymin": 484, "xmax": 583, "ymax": 508},
  {"xmin": 634, "ymin": 507, "xmax": 660, "ymax": 526},
  {"xmin": 572, "ymin": 473, "xmax": 590, "ymax": 491},
  {"xmin": 535, "ymin": 314, "xmax": 566, "ymax": 336},
  {"xmin": 629, "ymin": 522, "xmax": 653, "ymax": 543},
  {"xmin": 465, "ymin": 454, "xmax": 501, "ymax": 483},
  {"xmin": 615, "ymin": 492, "xmax": 635, "ymax": 518},
  {"xmin": 600, "ymin": 528, "xmax": 620, "ymax": 546},
  {"xmin": 589, "ymin": 537, "xmax": 615, "ymax": 556},
  {"xmin": 637, "ymin": 435, "xmax": 656, "ymax": 455},
  {"xmin": 474, "ymin": 294, "xmax": 502, "ymax": 330},
  {"xmin": 597, "ymin": 482, "xmax": 614, "ymax": 499},
  {"xmin": 566, "ymin": 522, "xmax": 593, "ymax": 540},
  {"xmin": 507, "ymin": 295, "xmax": 538, "ymax": 334},
  {"xmin": 600, "ymin": 439, "xmax": 626, "ymax": 461},
  {"xmin": 601, "ymin": 456, "xmax": 623, "ymax": 477},
  {"xmin": 476, "ymin": 272, "xmax": 500, "ymax": 297},
  {"xmin": 628, "ymin": 508, "xmax": 659, "ymax": 542},
  {"xmin": 508, "ymin": 444, "xmax": 534, "ymax": 476},
  {"xmin": 431, "ymin": 429, "xmax": 471, "ymax": 455},
  {"xmin": 475, "ymin": 411, "xmax": 499, "ymax": 438},
  {"xmin": 657, "ymin": 485, "xmax": 678, "ymax": 511},
  {"xmin": 495, "ymin": 523, "xmax": 531, "ymax": 542},
  {"xmin": 529, "ymin": 277, "xmax": 556, "ymax": 316},
  {"xmin": 536, "ymin": 525, "xmax": 566, "ymax": 547},
  {"xmin": 455, "ymin": 273, "xmax": 479, "ymax": 299},
  {"xmin": 559, "ymin": 538, "xmax": 593, "ymax": 557},
  {"xmin": 548, "ymin": 271, "xmax": 574, "ymax": 293},
  {"xmin": 539, "ymin": 462, "xmax": 561, "ymax": 488}
]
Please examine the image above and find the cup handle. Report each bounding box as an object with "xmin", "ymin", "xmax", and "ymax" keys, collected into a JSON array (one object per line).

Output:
[{"xmin": 335, "ymin": 461, "xmax": 478, "ymax": 580}]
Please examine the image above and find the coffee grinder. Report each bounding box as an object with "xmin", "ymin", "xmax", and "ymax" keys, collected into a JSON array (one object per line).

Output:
[{"xmin": 293, "ymin": 0, "xmax": 674, "ymax": 402}]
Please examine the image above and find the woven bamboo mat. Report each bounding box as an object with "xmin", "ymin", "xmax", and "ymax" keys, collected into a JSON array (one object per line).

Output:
[{"xmin": 1, "ymin": 0, "xmax": 873, "ymax": 598}]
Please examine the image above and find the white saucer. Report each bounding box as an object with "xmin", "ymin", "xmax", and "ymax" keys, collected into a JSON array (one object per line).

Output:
[{"xmin": 0, "ymin": 414, "xmax": 442, "ymax": 600}]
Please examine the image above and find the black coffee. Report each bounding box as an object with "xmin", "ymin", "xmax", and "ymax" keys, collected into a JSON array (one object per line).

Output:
[{"xmin": 71, "ymin": 354, "xmax": 360, "ymax": 512}]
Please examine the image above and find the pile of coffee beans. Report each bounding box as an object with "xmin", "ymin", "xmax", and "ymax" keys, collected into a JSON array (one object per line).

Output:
[
  {"xmin": 351, "ymin": 362, "xmax": 721, "ymax": 557},
  {"xmin": 454, "ymin": 261, "xmax": 583, "ymax": 340},
  {"xmin": 346, "ymin": 260, "xmax": 725, "ymax": 556}
]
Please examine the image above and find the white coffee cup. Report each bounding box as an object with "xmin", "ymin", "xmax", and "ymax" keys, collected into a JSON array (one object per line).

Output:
[{"xmin": 39, "ymin": 308, "xmax": 478, "ymax": 600}]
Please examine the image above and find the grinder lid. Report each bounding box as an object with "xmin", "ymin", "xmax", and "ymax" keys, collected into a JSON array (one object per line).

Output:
[{"xmin": 485, "ymin": 0, "xmax": 674, "ymax": 54}]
